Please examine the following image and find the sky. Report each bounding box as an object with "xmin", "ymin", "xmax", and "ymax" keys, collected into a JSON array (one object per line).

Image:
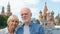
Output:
[{"xmin": 0, "ymin": 0, "xmax": 60, "ymax": 21}]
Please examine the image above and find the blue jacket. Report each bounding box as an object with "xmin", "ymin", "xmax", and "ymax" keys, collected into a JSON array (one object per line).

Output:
[{"xmin": 15, "ymin": 22, "xmax": 45, "ymax": 34}]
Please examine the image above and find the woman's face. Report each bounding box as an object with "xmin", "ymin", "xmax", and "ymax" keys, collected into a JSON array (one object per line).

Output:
[{"xmin": 8, "ymin": 17, "xmax": 19, "ymax": 29}]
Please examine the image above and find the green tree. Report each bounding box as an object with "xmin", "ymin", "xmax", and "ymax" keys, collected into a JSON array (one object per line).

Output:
[
  {"xmin": 0, "ymin": 15, "xmax": 9, "ymax": 29},
  {"xmin": 0, "ymin": 16, "xmax": 5, "ymax": 26}
]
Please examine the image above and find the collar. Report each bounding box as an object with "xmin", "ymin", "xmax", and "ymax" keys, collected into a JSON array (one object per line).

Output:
[{"xmin": 22, "ymin": 21, "xmax": 33, "ymax": 27}]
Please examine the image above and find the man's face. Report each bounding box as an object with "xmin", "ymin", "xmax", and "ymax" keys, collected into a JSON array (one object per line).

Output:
[{"xmin": 21, "ymin": 8, "xmax": 32, "ymax": 22}]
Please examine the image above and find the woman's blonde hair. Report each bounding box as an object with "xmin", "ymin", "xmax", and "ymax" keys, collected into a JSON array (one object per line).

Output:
[{"xmin": 7, "ymin": 15, "xmax": 19, "ymax": 23}]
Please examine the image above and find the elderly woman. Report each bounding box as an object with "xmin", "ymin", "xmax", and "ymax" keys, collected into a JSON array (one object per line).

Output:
[{"xmin": 0, "ymin": 15, "xmax": 19, "ymax": 34}]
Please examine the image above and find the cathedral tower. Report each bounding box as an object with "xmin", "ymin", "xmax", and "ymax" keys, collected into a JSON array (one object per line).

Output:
[
  {"xmin": 43, "ymin": 2, "xmax": 48, "ymax": 20},
  {"xmin": 6, "ymin": 2, "xmax": 12, "ymax": 16},
  {"xmin": 1, "ymin": 6, "xmax": 5, "ymax": 16}
]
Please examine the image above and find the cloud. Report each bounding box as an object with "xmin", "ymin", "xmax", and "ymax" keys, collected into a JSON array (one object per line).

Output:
[
  {"xmin": 0, "ymin": 0, "xmax": 9, "ymax": 6},
  {"xmin": 10, "ymin": 0, "xmax": 39, "ymax": 10},
  {"xmin": 51, "ymin": 0, "xmax": 60, "ymax": 2},
  {"xmin": 24, "ymin": 0, "xmax": 39, "ymax": 4},
  {"xmin": 29, "ymin": 8, "xmax": 40, "ymax": 19},
  {"xmin": 9, "ymin": 0, "xmax": 40, "ymax": 12}
]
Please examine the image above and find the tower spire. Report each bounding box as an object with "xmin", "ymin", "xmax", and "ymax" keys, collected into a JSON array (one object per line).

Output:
[
  {"xmin": 7, "ymin": 2, "xmax": 10, "ymax": 12},
  {"xmin": 43, "ymin": 1, "xmax": 48, "ymax": 20},
  {"xmin": 44, "ymin": 2, "xmax": 48, "ymax": 13},
  {"xmin": 6, "ymin": 2, "xmax": 12, "ymax": 16},
  {"xmin": 1, "ymin": 6, "xmax": 5, "ymax": 14},
  {"xmin": 1, "ymin": 6, "xmax": 5, "ymax": 16}
]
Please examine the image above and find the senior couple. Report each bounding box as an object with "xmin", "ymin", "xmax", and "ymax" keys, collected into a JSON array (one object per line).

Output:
[{"xmin": 0, "ymin": 8, "xmax": 45, "ymax": 34}]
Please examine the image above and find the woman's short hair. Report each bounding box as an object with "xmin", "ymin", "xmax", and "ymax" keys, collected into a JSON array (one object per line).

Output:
[{"xmin": 7, "ymin": 15, "xmax": 19, "ymax": 23}]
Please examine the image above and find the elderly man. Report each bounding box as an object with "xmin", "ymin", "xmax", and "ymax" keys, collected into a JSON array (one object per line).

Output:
[{"xmin": 16, "ymin": 8, "xmax": 45, "ymax": 34}]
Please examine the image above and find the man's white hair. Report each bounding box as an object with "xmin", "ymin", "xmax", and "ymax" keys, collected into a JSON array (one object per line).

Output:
[{"xmin": 20, "ymin": 7, "xmax": 32, "ymax": 14}]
